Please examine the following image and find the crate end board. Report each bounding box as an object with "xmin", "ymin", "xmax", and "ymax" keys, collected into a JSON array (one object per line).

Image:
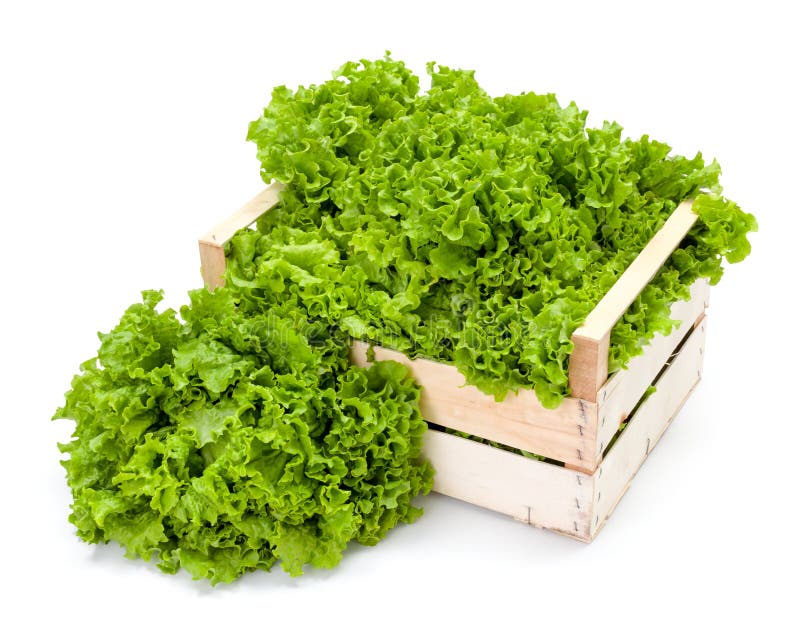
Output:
[
  {"xmin": 350, "ymin": 340, "xmax": 598, "ymax": 472},
  {"xmin": 199, "ymin": 182, "xmax": 285, "ymax": 290},
  {"xmin": 594, "ymin": 278, "xmax": 709, "ymax": 461},
  {"xmin": 568, "ymin": 200, "xmax": 698, "ymax": 402},
  {"xmin": 590, "ymin": 315, "xmax": 706, "ymax": 538},
  {"xmin": 424, "ymin": 315, "xmax": 707, "ymax": 542}
]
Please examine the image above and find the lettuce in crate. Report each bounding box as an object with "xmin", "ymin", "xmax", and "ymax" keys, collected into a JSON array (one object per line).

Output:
[{"xmin": 241, "ymin": 54, "xmax": 757, "ymax": 409}]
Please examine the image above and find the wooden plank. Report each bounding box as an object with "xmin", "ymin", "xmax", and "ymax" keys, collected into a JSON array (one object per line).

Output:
[
  {"xmin": 199, "ymin": 182, "xmax": 284, "ymax": 247},
  {"xmin": 423, "ymin": 429, "xmax": 595, "ymax": 540},
  {"xmin": 594, "ymin": 278, "xmax": 709, "ymax": 463},
  {"xmin": 573, "ymin": 200, "xmax": 698, "ymax": 342},
  {"xmin": 198, "ymin": 182, "xmax": 284, "ymax": 289},
  {"xmin": 568, "ymin": 200, "xmax": 697, "ymax": 401},
  {"xmin": 590, "ymin": 315, "xmax": 707, "ymax": 538},
  {"xmin": 199, "ymin": 241, "xmax": 227, "ymax": 290},
  {"xmin": 568, "ymin": 333, "xmax": 610, "ymax": 404},
  {"xmin": 351, "ymin": 341, "xmax": 598, "ymax": 473}
]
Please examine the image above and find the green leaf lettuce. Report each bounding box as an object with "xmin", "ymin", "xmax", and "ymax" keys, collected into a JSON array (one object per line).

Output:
[
  {"xmin": 241, "ymin": 55, "xmax": 757, "ymax": 408},
  {"xmin": 55, "ymin": 288, "xmax": 432, "ymax": 583}
]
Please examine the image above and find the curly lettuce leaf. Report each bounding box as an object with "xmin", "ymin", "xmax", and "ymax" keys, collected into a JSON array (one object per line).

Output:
[
  {"xmin": 242, "ymin": 56, "xmax": 757, "ymax": 408},
  {"xmin": 54, "ymin": 288, "xmax": 432, "ymax": 584}
]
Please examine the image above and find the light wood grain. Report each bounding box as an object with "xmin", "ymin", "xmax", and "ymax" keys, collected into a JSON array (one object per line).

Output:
[
  {"xmin": 568, "ymin": 200, "xmax": 698, "ymax": 401},
  {"xmin": 199, "ymin": 182, "xmax": 284, "ymax": 289},
  {"xmin": 351, "ymin": 340, "xmax": 598, "ymax": 472},
  {"xmin": 574, "ymin": 200, "xmax": 698, "ymax": 342},
  {"xmin": 568, "ymin": 333, "xmax": 610, "ymax": 404},
  {"xmin": 423, "ymin": 429, "xmax": 595, "ymax": 540},
  {"xmin": 591, "ymin": 316, "xmax": 707, "ymax": 538},
  {"xmin": 199, "ymin": 182, "xmax": 284, "ymax": 247},
  {"xmin": 425, "ymin": 317, "xmax": 706, "ymax": 541},
  {"xmin": 199, "ymin": 241, "xmax": 227, "ymax": 291},
  {"xmin": 594, "ymin": 278, "xmax": 709, "ymax": 462}
]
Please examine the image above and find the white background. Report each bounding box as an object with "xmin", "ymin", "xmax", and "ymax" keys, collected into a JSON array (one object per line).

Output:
[{"xmin": 2, "ymin": 1, "xmax": 797, "ymax": 637}]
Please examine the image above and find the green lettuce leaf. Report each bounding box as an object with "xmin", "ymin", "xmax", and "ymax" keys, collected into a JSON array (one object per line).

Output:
[
  {"xmin": 242, "ymin": 55, "xmax": 757, "ymax": 408},
  {"xmin": 54, "ymin": 288, "xmax": 432, "ymax": 584}
]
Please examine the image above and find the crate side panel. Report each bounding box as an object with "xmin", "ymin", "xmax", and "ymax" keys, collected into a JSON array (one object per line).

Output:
[
  {"xmin": 590, "ymin": 316, "xmax": 707, "ymax": 538},
  {"xmin": 423, "ymin": 430, "xmax": 594, "ymax": 540},
  {"xmin": 352, "ymin": 342, "xmax": 597, "ymax": 472},
  {"xmin": 199, "ymin": 182, "xmax": 284, "ymax": 290},
  {"xmin": 422, "ymin": 397, "xmax": 595, "ymax": 463},
  {"xmin": 596, "ymin": 278, "xmax": 709, "ymax": 460}
]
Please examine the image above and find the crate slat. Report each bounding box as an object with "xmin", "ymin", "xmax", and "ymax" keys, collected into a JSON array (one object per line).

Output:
[
  {"xmin": 422, "ymin": 428, "xmax": 595, "ymax": 539},
  {"xmin": 568, "ymin": 200, "xmax": 698, "ymax": 401},
  {"xmin": 424, "ymin": 315, "xmax": 707, "ymax": 541},
  {"xmin": 350, "ymin": 341, "xmax": 596, "ymax": 467},
  {"xmin": 199, "ymin": 182, "xmax": 284, "ymax": 289},
  {"xmin": 594, "ymin": 278, "xmax": 709, "ymax": 462},
  {"xmin": 591, "ymin": 314, "xmax": 707, "ymax": 537}
]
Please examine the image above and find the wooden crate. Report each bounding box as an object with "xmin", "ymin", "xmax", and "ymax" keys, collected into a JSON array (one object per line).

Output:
[{"xmin": 199, "ymin": 183, "xmax": 709, "ymax": 541}]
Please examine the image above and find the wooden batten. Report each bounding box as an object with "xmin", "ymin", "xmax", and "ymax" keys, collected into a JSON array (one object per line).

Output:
[
  {"xmin": 423, "ymin": 429, "xmax": 595, "ymax": 540},
  {"xmin": 199, "ymin": 182, "xmax": 284, "ymax": 289},
  {"xmin": 594, "ymin": 279, "xmax": 709, "ymax": 463},
  {"xmin": 568, "ymin": 333, "xmax": 610, "ymax": 404},
  {"xmin": 591, "ymin": 316, "xmax": 707, "ymax": 537},
  {"xmin": 568, "ymin": 200, "xmax": 698, "ymax": 401},
  {"xmin": 351, "ymin": 341, "xmax": 598, "ymax": 472}
]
